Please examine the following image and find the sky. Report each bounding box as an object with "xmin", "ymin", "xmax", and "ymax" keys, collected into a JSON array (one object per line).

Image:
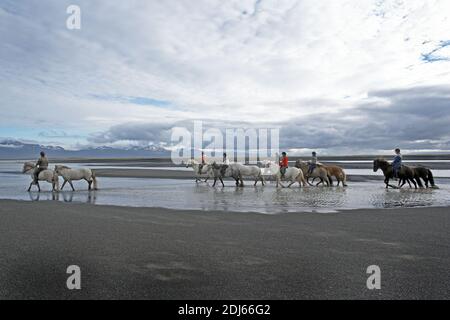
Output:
[{"xmin": 1, "ymin": 0, "xmax": 450, "ymax": 155}]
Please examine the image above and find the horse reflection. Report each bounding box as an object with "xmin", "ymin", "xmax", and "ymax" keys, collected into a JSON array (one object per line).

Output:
[{"xmin": 28, "ymin": 190, "xmax": 97, "ymax": 204}]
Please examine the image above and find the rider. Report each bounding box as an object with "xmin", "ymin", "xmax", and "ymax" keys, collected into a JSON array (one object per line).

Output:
[
  {"xmin": 308, "ymin": 151, "xmax": 318, "ymax": 175},
  {"xmin": 198, "ymin": 151, "xmax": 206, "ymax": 174},
  {"xmin": 279, "ymin": 152, "xmax": 289, "ymax": 178},
  {"xmin": 222, "ymin": 152, "xmax": 230, "ymax": 165},
  {"xmin": 33, "ymin": 151, "xmax": 49, "ymax": 183},
  {"xmin": 392, "ymin": 148, "xmax": 402, "ymax": 179}
]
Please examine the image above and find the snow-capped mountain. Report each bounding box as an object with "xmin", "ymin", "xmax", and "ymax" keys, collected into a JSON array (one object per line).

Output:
[{"xmin": 0, "ymin": 139, "xmax": 170, "ymax": 159}]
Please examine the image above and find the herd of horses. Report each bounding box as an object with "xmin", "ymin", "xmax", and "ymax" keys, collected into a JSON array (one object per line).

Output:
[
  {"xmin": 186, "ymin": 158, "xmax": 438, "ymax": 189},
  {"xmin": 21, "ymin": 158, "xmax": 438, "ymax": 192},
  {"xmin": 185, "ymin": 159, "xmax": 347, "ymax": 188}
]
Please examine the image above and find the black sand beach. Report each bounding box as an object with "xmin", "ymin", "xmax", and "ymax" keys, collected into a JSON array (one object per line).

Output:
[{"xmin": 0, "ymin": 200, "xmax": 449, "ymax": 300}]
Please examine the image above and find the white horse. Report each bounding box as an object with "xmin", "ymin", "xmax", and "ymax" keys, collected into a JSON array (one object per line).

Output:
[
  {"xmin": 22, "ymin": 162, "xmax": 59, "ymax": 192},
  {"xmin": 54, "ymin": 165, "xmax": 98, "ymax": 191},
  {"xmin": 184, "ymin": 159, "xmax": 211, "ymax": 183},
  {"xmin": 207, "ymin": 162, "xmax": 265, "ymax": 187},
  {"xmin": 263, "ymin": 161, "xmax": 307, "ymax": 188},
  {"xmin": 226, "ymin": 163, "xmax": 265, "ymax": 187},
  {"xmin": 206, "ymin": 162, "xmax": 238, "ymax": 187}
]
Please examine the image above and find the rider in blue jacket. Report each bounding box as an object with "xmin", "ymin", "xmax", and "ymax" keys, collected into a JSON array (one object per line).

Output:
[{"xmin": 392, "ymin": 148, "xmax": 402, "ymax": 179}]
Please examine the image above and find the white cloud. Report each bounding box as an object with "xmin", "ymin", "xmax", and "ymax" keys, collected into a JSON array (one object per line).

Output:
[{"xmin": 1, "ymin": 0, "xmax": 450, "ymax": 150}]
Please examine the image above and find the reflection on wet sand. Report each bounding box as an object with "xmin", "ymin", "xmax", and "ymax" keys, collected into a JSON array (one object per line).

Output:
[
  {"xmin": 375, "ymin": 188, "xmax": 435, "ymax": 208},
  {"xmin": 27, "ymin": 190, "xmax": 97, "ymax": 204},
  {"xmin": 2, "ymin": 174, "xmax": 449, "ymax": 213}
]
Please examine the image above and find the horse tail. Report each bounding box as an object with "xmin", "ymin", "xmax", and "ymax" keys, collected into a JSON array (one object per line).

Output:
[
  {"xmin": 340, "ymin": 170, "xmax": 347, "ymax": 186},
  {"xmin": 92, "ymin": 170, "xmax": 98, "ymax": 190},
  {"xmin": 427, "ymin": 169, "xmax": 436, "ymax": 188}
]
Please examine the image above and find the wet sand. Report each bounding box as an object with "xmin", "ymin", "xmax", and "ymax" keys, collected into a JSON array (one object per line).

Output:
[{"xmin": 0, "ymin": 199, "xmax": 449, "ymax": 299}]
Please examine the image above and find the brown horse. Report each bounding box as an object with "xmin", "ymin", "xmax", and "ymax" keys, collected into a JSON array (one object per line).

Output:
[
  {"xmin": 295, "ymin": 160, "xmax": 330, "ymax": 186},
  {"xmin": 322, "ymin": 165, "xmax": 348, "ymax": 187},
  {"xmin": 373, "ymin": 158, "xmax": 417, "ymax": 189}
]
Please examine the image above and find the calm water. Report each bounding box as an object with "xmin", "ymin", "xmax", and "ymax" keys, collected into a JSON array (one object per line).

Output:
[{"xmin": 1, "ymin": 161, "xmax": 449, "ymax": 213}]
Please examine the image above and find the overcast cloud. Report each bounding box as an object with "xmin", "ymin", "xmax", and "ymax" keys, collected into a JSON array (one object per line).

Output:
[{"xmin": 1, "ymin": 0, "xmax": 450, "ymax": 154}]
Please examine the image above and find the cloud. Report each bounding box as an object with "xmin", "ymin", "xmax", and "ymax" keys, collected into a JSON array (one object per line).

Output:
[
  {"xmin": 1, "ymin": 1, "xmax": 450, "ymax": 153},
  {"xmin": 86, "ymin": 85, "xmax": 450, "ymax": 154},
  {"xmin": 280, "ymin": 85, "xmax": 450, "ymax": 152},
  {"xmin": 88, "ymin": 122, "xmax": 174, "ymax": 144}
]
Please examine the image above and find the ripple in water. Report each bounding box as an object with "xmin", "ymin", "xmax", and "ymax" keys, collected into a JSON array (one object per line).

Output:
[{"xmin": 0, "ymin": 172, "xmax": 449, "ymax": 213}]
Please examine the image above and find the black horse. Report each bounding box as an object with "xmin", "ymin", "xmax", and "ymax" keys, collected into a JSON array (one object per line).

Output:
[
  {"xmin": 410, "ymin": 166, "xmax": 437, "ymax": 189},
  {"xmin": 373, "ymin": 158, "xmax": 417, "ymax": 189},
  {"xmin": 373, "ymin": 159, "xmax": 439, "ymax": 189}
]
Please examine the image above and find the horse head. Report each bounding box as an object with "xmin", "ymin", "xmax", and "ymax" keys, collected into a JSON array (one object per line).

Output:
[
  {"xmin": 373, "ymin": 158, "xmax": 387, "ymax": 172},
  {"xmin": 295, "ymin": 160, "xmax": 306, "ymax": 168},
  {"xmin": 185, "ymin": 159, "xmax": 197, "ymax": 168},
  {"xmin": 22, "ymin": 162, "xmax": 35, "ymax": 173},
  {"xmin": 54, "ymin": 165, "xmax": 70, "ymax": 174}
]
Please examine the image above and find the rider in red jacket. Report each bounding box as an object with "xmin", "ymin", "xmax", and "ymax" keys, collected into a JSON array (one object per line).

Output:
[{"xmin": 279, "ymin": 152, "xmax": 288, "ymax": 177}]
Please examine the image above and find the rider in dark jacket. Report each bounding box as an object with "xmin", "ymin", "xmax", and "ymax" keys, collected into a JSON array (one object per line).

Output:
[{"xmin": 33, "ymin": 151, "xmax": 49, "ymax": 183}]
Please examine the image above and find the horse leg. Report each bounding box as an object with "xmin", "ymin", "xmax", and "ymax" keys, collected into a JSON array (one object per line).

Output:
[
  {"xmin": 61, "ymin": 180, "xmax": 67, "ymax": 190},
  {"xmin": 410, "ymin": 179, "xmax": 417, "ymax": 189},
  {"xmin": 37, "ymin": 182, "xmax": 41, "ymax": 192},
  {"xmin": 212, "ymin": 178, "xmax": 217, "ymax": 187},
  {"xmin": 415, "ymin": 177, "xmax": 424, "ymax": 189},
  {"xmin": 68, "ymin": 180, "xmax": 75, "ymax": 191},
  {"xmin": 302, "ymin": 177, "xmax": 308, "ymax": 187},
  {"xmin": 296, "ymin": 175, "xmax": 304, "ymax": 188},
  {"xmin": 27, "ymin": 182, "xmax": 33, "ymax": 192},
  {"xmin": 219, "ymin": 177, "xmax": 225, "ymax": 187},
  {"xmin": 85, "ymin": 178, "xmax": 92, "ymax": 190},
  {"xmin": 422, "ymin": 177, "xmax": 428, "ymax": 188}
]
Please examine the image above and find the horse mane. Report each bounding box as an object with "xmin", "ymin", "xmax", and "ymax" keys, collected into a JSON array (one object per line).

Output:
[
  {"xmin": 375, "ymin": 157, "xmax": 387, "ymax": 163},
  {"xmin": 56, "ymin": 165, "xmax": 71, "ymax": 170}
]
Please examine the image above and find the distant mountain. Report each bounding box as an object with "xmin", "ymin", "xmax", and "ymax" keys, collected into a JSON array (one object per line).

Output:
[{"xmin": 0, "ymin": 139, "xmax": 170, "ymax": 159}]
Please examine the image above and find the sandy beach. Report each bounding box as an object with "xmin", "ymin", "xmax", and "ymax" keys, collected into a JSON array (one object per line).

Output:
[{"xmin": 0, "ymin": 199, "xmax": 449, "ymax": 300}]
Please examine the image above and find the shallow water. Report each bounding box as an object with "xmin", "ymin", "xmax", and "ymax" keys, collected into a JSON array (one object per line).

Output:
[
  {"xmin": 1, "ymin": 166, "xmax": 449, "ymax": 213},
  {"xmin": 3, "ymin": 160, "xmax": 450, "ymax": 177}
]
